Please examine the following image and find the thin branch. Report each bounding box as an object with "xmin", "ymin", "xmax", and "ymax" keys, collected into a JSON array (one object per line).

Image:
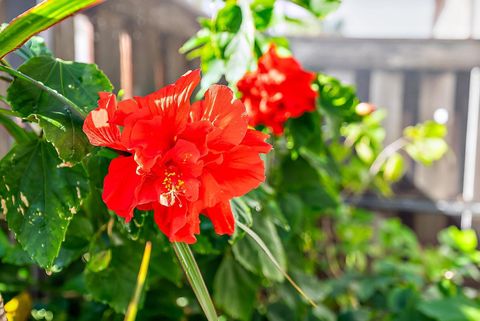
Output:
[
  {"xmin": 369, "ymin": 138, "xmax": 408, "ymax": 176},
  {"xmin": 237, "ymin": 221, "xmax": 318, "ymax": 308}
]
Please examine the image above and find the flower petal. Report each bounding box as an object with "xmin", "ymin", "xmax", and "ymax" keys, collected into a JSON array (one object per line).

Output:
[
  {"xmin": 102, "ymin": 156, "xmax": 143, "ymax": 222},
  {"xmin": 206, "ymin": 143, "xmax": 267, "ymax": 199},
  {"xmin": 204, "ymin": 201, "xmax": 235, "ymax": 235},
  {"xmin": 191, "ymin": 85, "xmax": 248, "ymax": 152},
  {"xmin": 83, "ymin": 92, "xmax": 125, "ymax": 150},
  {"xmin": 153, "ymin": 202, "xmax": 200, "ymax": 243}
]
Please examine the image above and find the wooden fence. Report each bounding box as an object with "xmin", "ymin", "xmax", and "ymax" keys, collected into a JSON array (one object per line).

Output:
[{"xmin": 291, "ymin": 37, "xmax": 480, "ymax": 241}]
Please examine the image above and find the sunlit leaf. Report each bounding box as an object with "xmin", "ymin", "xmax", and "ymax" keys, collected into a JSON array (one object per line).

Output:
[
  {"xmin": 0, "ymin": 0, "xmax": 103, "ymax": 59},
  {"xmin": 0, "ymin": 140, "xmax": 88, "ymax": 269},
  {"xmin": 7, "ymin": 56, "xmax": 113, "ymax": 163}
]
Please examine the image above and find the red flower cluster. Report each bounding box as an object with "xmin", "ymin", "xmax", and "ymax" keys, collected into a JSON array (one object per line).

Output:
[
  {"xmin": 83, "ymin": 70, "xmax": 271, "ymax": 243},
  {"xmin": 237, "ymin": 45, "xmax": 317, "ymax": 135}
]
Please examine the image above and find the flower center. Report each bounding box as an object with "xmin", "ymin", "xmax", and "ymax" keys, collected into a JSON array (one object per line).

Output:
[{"xmin": 159, "ymin": 167, "xmax": 185, "ymax": 207}]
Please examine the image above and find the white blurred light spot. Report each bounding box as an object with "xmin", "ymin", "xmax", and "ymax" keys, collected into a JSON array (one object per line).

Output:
[
  {"xmin": 176, "ymin": 297, "xmax": 189, "ymax": 307},
  {"xmin": 434, "ymin": 108, "xmax": 449, "ymax": 124},
  {"xmin": 444, "ymin": 270, "xmax": 454, "ymax": 280}
]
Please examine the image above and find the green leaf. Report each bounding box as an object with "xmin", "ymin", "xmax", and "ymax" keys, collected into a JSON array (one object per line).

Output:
[
  {"xmin": 383, "ymin": 153, "xmax": 405, "ymax": 182},
  {"xmin": 179, "ymin": 29, "xmax": 211, "ymax": 54},
  {"xmin": 311, "ymin": 305, "xmax": 336, "ymax": 321},
  {"xmin": 251, "ymin": 0, "xmax": 275, "ymax": 31},
  {"xmin": 355, "ymin": 137, "xmax": 374, "ymax": 163},
  {"xmin": 7, "ymin": 56, "xmax": 113, "ymax": 163},
  {"xmin": 0, "ymin": 112, "xmax": 34, "ymax": 144},
  {"xmin": 214, "ymin": 255, "xmax": 259, "ymax": 321},
  {"xmin": 52, "ymin": 214, "xmax": 93, "ymax": 272},
  {"xmin": 293, "ymin": 0, "xmax": 341, "ymax": 18},
  {"xmin": 419, "ymin": 296, "xmax": 480, "ymax": 321},
  {"xmin": 215, "ymin": 4, "xmax": 243, "ymax": 33},
  {"xmin": 233, "ymin": 215, "xmax": 286, "ymax": 282},
  {"xmin": 87, "ymin": 249, "xmax": 112, "ymax": 273},
  {"xmin": 404, "ymin": 120, "xmax": 447, "ymax": 140},
  {"xmin": 85, "ymin": 243, "xmax": 144, "ymax": 313},
  {"xmin": 0, "ymin": 140, "xmax": 88, "ymax": 269},
  {"xmin": 439, "ymin": 226, "xmax": 478, "ymax": 253},
  {"xmin": 224, "ymin": 2, "xmax": 255, "ymax": 84},
  {"xmin": 0, "ymin": 0, "xmax": 103, "ymax": 59},
  {"xmin": 405, "ymin": 138, "xmax": 448, "ymax": 166},
  {"xmin": 15, "ymin": 36, "xmax": 53, "ymax": 60},
  {"xmin": 231, "ymin": 197, "xmax": 253, "ymax": 227},
  {"xmin": 266, "ymin": 302, "xmax": 296, "ymax": 321}
]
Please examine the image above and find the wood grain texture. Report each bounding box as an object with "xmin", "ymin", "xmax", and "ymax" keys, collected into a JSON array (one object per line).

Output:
[{"xmin": 290, "ymin": 37, "xmax": 480, "ymax": 71}]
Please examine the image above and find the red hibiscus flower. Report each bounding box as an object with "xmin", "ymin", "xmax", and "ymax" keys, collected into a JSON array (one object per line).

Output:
[
  {"xmin": 83, "ymin": 70, "xmax": 271, "ymax": 243},
  {"xmin": 237, "ymin": 45, "xmax": 317, "ymax": 135}
]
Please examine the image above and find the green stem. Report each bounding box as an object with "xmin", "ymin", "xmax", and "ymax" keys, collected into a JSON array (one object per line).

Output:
[
  {"xmin": 172, "ymin": 242, "xmax": 218, "ymax": 321},
  {"xmin": 237, "ymin": 221, "xmax": 318, "ymax": 308},
  {"xmin": 0, "ymin": 65, "xmax": 86, "ymax": 119},
  {"xmin": 0, "ymin": 107, "xmax": 20, "ymax": 117},
  {"xmin": 0, "ymin": 112, "xmax": 32, "ymax": 143},
  {"xmin": 124, "ymin": 241, "xmax": 152, "ymax": 321}
]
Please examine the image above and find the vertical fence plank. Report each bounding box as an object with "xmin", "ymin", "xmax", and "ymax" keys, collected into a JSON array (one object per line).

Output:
[
  {"xmin": 402, "ymin": 71, "xmax": 421, "ymax": 180},
  {"xmin": 154, "ymin": 33, "xmax": 167, "ymax": 89},
  {"xmin": 453, "ymin": 71, "xmax": 471, "ymax": 190},
  {"xmin": 119, "ymin": 30, "xmax": 133, "ymax": 99},
  {"xmin": 92, "ymin": 11, "xmax": 122, "ymax": 91},
  {"xmin": 417, "ymin": 72, "xmax": 458, "ymax": 198},
  {"xmin": 370, "ymin": 71, "xmax": 404, "ymax": 144},
  {"xmin": 52, "ymin": 20, "xmax": 75, "ymax": 60},
  {"xmin": 355, "ymin": 69, "xmax": 371, "ymax": 102},
  {"xmin": 74, "ymin": 14, "xmax": 95, "ymax": 64},
  {"xmin": 164, "ymin": 35, "xmax": 189, "ymax": 84},
  {"xmin": 413, "ymin": 72, "xmax": 457, "ymax": 242},
  {"xmin": 132, "ymin": 27, "xmax": 157, "ymax": 95}
]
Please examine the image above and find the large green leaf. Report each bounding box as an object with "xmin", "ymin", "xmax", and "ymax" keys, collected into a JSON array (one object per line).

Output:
[
  {"xmin": 0, "ymin": 140, "xmax": 88, "ymax": 269},
  {"xmin": 0, "ymin": 0, "xmax": 103, "ymax": 59},
  {"xmin": 232, "ymin": 215, "xmax": 286, "ymax": 282},
  {"xmin": 52, "ymin": 214, "xmax": 93, "ymax": 272},
  {"xmin": 214, "ymin": 255, "xmax": 259, "ymax": 321},
  {"xmin": 7, "ymin": 56, "xmax": 113, "ymax": 163},
  {"xmin": 419, "ymin": 296, "xmax": 480, "ymax": 321},
  {"xmin": 84, "ymin": 243, "xmax": 144, "ymax": 313}
]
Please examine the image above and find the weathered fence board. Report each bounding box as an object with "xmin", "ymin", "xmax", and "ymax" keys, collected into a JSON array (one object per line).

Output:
[{"xmin": 290, "ymin": 37, "xmax": 480, "ymax": 71}]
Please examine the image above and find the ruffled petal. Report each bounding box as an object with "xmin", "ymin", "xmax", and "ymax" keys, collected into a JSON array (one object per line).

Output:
[
  {"xmin": 121, "ymin": 115, "xmax": 172, "ymax": 171},
  {"xmin": 102, "ymin": 156, "xmax": 143, "ymax": 222},
  {"xmin": 191, "ymin": 85, "xmax": 248, "ymax": 152},
  {"xmin": 206, "ymin": 143, "xmax": 267, "ymax": 199},
  {"xmin": 163, "ymin": 139, "xmax": 203, "ymax": 177},
  {"xmin": 111, "ymin": 98, "xmax": 139, "ymax": 126},
  {"xmin": 83, "ymin": 92, "xmax": 125, "ymax": 150},
  {"xmin": 198, "ymin": 171, "xmax": 225, "ymax": 208},
  {"xmin": 241, "ymin": 129, "xmax": 272, "ymax": 153},
  {"xmin": 179, "ymin": 120, "xmax": 212, "ymax": 156},
  {"xmin": 154, "ymin": 202, "xmax": 200, "ymax": 243},
  {"xmin": 204, "ymin": 201, "xmax": 235, "ymax": 235}
]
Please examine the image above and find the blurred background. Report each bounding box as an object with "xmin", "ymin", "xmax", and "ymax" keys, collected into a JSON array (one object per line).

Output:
[{"xmin": 1, "ymin": 0, "xmax": 480, "ymax": 243}]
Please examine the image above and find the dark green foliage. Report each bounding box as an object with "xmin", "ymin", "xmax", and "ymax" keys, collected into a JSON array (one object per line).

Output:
[{"xmin": 7, "ymin": 56, "xmax": 113, "ymax": 163}]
